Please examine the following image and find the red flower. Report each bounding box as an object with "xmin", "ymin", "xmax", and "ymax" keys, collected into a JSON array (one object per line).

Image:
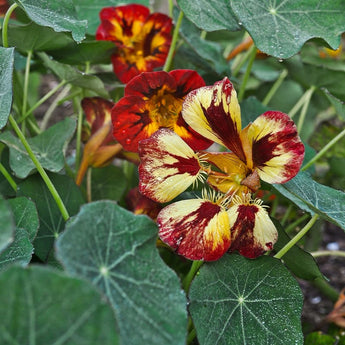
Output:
[
  {"xmin": 96, "ymin": 4, "xmax": 172, "ymax": 83},
  {"xmin": 112, "ymin": 70, "xmax": 212, "ymax": 152}
]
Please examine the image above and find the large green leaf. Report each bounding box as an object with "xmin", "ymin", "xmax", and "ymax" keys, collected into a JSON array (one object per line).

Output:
[
  {"xmin": 8, "ymin": 197, "xmax": 39, "ymax": 241},
  {"xmin": 0, "ymin": 47, "xmax": 14, "ymax": 129},
  {"xmin": 0, "ymin": 117, "xmax": 76, "ymax": 179},
  {"xmin": 56, "ymin": 201, "xmax": 188, "ymax": 345},
  {"xmin": 274, "ymin": 171, "xmax": 345, "ymax": 231},
  {"xmin": 0, "ymin": 196, "xmax": 14, "ymax": 253},
  {"xmin": 38, "ymin": 52, "xmax": 109, "ymax": 97},
  {"xmin": 177, "ymin": 0, "xmax": 239, "ymax": 32},
  {"xmin": 15, "ymin": 0, "xmax": 87, "ymax": 43},
  {"xmin": 230, "ymin": 0, "xmax": 345, "ymax": 59},
  {"xmin": 17, "ymin": 173, "xmax": 85, "ymax": 262},
  {"xmin": 6, "ymin": 22, "xmax": 74, "ymax": 52},
  {"xmin": 189, "ymin": 254, "xmax": 303, "ymax": 345},
  {"xmin": 73, "ymin": 0, "xmax": 150, "ymax": 35},
  {"xmin": 0, "ymin": 228, "xmax": 33, "ymax": 271},
  {"xmin": 0, "ymin": 265, "xmax": 119, "ymax": 345}
]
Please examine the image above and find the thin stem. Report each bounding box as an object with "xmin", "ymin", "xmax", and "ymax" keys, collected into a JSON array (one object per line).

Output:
[
  {"xmin": 262, "ymin": 69, "xmax": 288, "ymax": 106},
  {"xmin": 269, "ymin": 196, "xmax": 279, "ymax": 218},
  {"xmin": 0, "ymin": 162, "xmax": 17, "ymax": 191},
  {"xmin": 19, "ymin": 80, "xmax": 67, "ymax": 122},
  {"xmin": 281, "ymin": 204, "xmax": 293, "ymax": 225},
  {"xmin": 163, "ymin": 10, "xmax": 184, "ymax": 72},
  {"xmin": 311, "ymin": 250, "xmax": 345, "ymax": 258},
  {"xmin": 86, "ymin": 168, "xmax": 92, "ymax": 203},
  {"xmin": 302, "ymin": 127, "xmax": 345, "ymax": 171},
  {"xmin": 21, "ymin": 50, "xmax": 33, "ymax": 132},
  {"xmin": 288, "ymin": 87, "xmax": 314, "ymax": 118},
  {"xmin": 237, "ymin": 46, "xmax": 257, "ymax": 102},
  {"xmin": 297, "ymin": 86, "xmax": 315, "ymax": 132},
  {"xmin": 168, "ymin": 0, "xmax": 174, "ymax": 17},
  {"xmin": 8, "ymin": 115, "xmax": 70, "ymax": 221},
  {"xmin": 274, "ymin": 214, "xmax": 319, "ymax": 259},
  {"xmin": 187, "ymin": 328, "xmax": 196, "ymax": 345},
  {"xmin": 285, "ymin": 213, "xmax": 310, "ymax": 233},
  {"xmin": 182, "ymin": 260, "xmax": 203, "ymax": 293},
  {"xmin": 313, "ymin": 277, "xmax": 339, "ymax": 302},
  {"xmin": 74, "ymin": 97, "xmax": 83, "ymax": 174},
  {"xmin": 231, "ymin": 43, "xmax": 255, "ymax": 78},
  {"xmin": 2, "ymin": 3, "xmax": 18, "ymax": 48},
  {"xmin": 40, "ymin": 84, "xmax": 71, "ymax": 130}
]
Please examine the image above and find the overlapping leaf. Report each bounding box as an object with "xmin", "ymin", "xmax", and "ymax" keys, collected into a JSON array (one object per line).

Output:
[
  {"xmin": 189, "ymin": 254, "xmax": 304, "ymax": 345},
  {"xmin": 0, "ymin": 196, "xmax": 14, "ymax": 253},
  {"xmin": 0, "ymin": 47, "xmax": 14, "ymax": 129},
  {"xmin": 0, "ymin": 117, "xmax": 76, "ymax": 179},
  {"xmin": 15, "ymin": 0, "xmax": 87, "ymax": 42},
  {"xmin": 0, "ymin": 266, "xmax": 119, "ymax": 344},
  {"xmin": 56, "ymin": 201, "xmax": 188, "ymax": 345},
  {"xmin": 274, "ymin": 171, "xmax": 345, "ymax": 231}
]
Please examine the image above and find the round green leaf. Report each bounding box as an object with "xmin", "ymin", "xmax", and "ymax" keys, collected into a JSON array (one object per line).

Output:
[
  {"xmin": 189, "ymin": 254, "xmax": 304, "ymax": 345},
  {"xmin": 17, "ymin": 173, "xmax": 85, "ymax": 262},
  {"xmin": 0, "ymin": 265, "xmax": 118, "ymax": 345},
  {"xmin": 230, "ymin": 0, "xmax": 345, "ymax": 59},
  {"xmin": 15, "ymin": 0, "xmax": 87, "ymax": 43},
  {"xmin": 8, "ymin": 197, "xmax": 39, "ymax": 242},
  {"xmin": 0, "ymin": 228, "xmax": 33, "ymax": 271},
  {"xmin": 0, "ymin": 47, "xmax": 14, "ymax": 129},
  {"xmin": 0, "ymin": 196, "xmax": 14, "ymax": 253},
  {"xmin": 56, "ymin": 201, "xmax": 188, "ymax": 345}
]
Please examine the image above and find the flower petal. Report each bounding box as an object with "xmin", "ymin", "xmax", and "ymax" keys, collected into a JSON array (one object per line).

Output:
[
  {"xmin": 138, "ymin": 128, "xmax": 202, "ymax": 203},
  {"xmin": 227, "ymin": 198, "xmax": 278, "ymax": 258},
  {"xmin": 247, "ymin": 111, "xmax": 305, "ymax": 184},
  {"xmin": 182, "ymin": 77, "xmax": 245, "ymax": 160},
  {"xmin": 158, "ymin": 199, "xmax": 231, "ymax": 261},
  {"xmin": 112, "ymin": 70, "xmax": 212, "ymax": 152}
]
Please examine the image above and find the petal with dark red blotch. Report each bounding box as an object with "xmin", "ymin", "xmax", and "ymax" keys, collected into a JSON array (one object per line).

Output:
[
  {"xmin": 139, "ymin": 129, "xmax": 202, "ymax": 203},
  {"xmin": 112, "ymin": 70, "xmax": 212, "ymax": 152},
  {"xmin": 227, "ymin": 198, "xmax": 278, "ymax": 258},
  {"xmin": 247, "ymin": 111, "xmax": 305, "ymax": 184},
  {"xmin": 81, "ymin": 97, "xmax": 114, "ymax": 143},
  {"xmin": 158, "ymin": 199, "xmax": 231, "ymax": 261},
  {"xmin": 182, "ymin": 77, "xmax": 246, "ymax": 160}
]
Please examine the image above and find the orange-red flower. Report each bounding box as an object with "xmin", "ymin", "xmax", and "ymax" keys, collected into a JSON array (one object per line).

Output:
[
  {"xmin": 111, "ymin": 70, "xmax": 212, "ymax": 152},
  {"xmin": 96, "ymin": 4, "xmax": 172, "ymax": 83},
  {"xmin": 138, "ymin": 77, "xmax": 304, "ymax": 261}
]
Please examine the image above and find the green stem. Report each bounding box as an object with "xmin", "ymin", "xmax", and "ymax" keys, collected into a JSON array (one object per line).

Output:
[
  {"xmin": 288, "ymin": 87, "xmax": 314, "ymax": 118},
  {"xmin": 2, "ymin": 3, "xmax": 18, "ymax": 48},
  {"xmin": 182, "ymin": 260, "xmax": 203, "ymax": 293},
  {"xmin": 311, "ymin": 250, "xmax": 345, "ymax": 258},
  {"xmin": 74, "ymin": 97, "xmax": 83, "ymax": 173},
  {"xmin": 231, "ymin": 43, "xmax": 255, "ymax": 78},
  {"xmin": 168, "ymin": 0, "xmax": 174, "ymax": 17},
  {"xmin": 40, "ymin": 84, "xmax": 71, "ymax": 130},
  {"xmin": 313, "ymin": 277, "xmax": 339, "ymax": 302},
  {"xmin": 297, "ymin": 86, "xmax": 315, "ymax": 132},
  {"xmin": 269, "ymin": 196, "xmax": 279, "ymax": 218},
  {"xmin": 19, "ymin": 80, "xmax": 67, "ymax": 122},
  {"xmin": 8, "ymin": 115, "xmax": 70, "ymax": 221},
  {"xmin": 163, "ymin": 10, "xmax": 184, "ymax": 72},
  {"xmin": 237, "ymin": 46, "xmax": 257, "ymax": 102},
  {"xmin": 285, "ymin": 213, "xmax": 310, "ymax": 233},
  {"xmin": 0, "ymin": 162, "xmax": 17, "ymax": 191},
  {"xmin": 302, "ymin": 127, "xmax": 345, "ymax": 171},
  {"xmin": 21, "ymin": 50, "xmax": 33, "ymax": 132},
  {"xmin": 274, "ymin": 214, "xmax": 319, "ymax": 259},
  {"xmin": 187, "ymin": 328, "xmax": 196, "ymax": 345},
  {"xmin": 262, "ymin": 69, "xmax": 288, "ymax": 106},
  {"xmin": 281, "ymin": 204, "xmax": 293, "ymax": 225},
  {"xmin": 86, "ymin": 168, "xmax": 92, "ymax": 203}
]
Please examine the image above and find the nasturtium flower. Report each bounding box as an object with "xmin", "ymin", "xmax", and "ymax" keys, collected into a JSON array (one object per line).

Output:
[
  {"xmin": 138, "ymin": 76, "xmax": 304, "ymax": 261},
  {"xmin": 76, "ymin": 97, "xmax": 122, "ymax": 185},
  {"xmin": 112, "ymin": 70, "xmax": 212, "ymax": 152},
  {"xmin": 96, "ymin": 4, "xmax": 172, "ymax": 84}
]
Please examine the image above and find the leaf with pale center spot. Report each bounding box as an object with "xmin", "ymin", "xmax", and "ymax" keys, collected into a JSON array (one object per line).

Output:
[
  {"xmin": 0, "ymin": 265, "xmax": 119, "ymax": 344},
  {"xmin": 189, "ymin": 254, "xmax": 303, "ymax": 345},
  {"xmin": 56, "ymin": 201, "xmax": 188, "ymax": 345},
  {"xmin": 229, "ymin": 0, "xmax": 345, "ymax": 58},
  {"xmin": 0, "ymin": 117, "xmax": 76, "ymax": 179}
]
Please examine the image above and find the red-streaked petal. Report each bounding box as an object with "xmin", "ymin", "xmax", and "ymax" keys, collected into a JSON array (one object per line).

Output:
[
  {"xmin": 248, "ymin": 111, "xmax": 305, "ymax": 184},
  {"xmin": 139, "ymin": 128, "xmax": 202, "ymax": 203},
  {"xmin": 96, "ymin": 5, "xmax": 150, "ymax": 44},
  {"xmin": 227, "ymin": 199, "xmax": 278, "ymax": 258},
  {"xmin": 81, "ymin": 97, "xmax": 114, "ymax": 142},
  {"xmin": 158, "ymin": 199, "xmax": 231, "ymax": 261},
  {"xmin": 182, "ymin": 77, "xmax": 245, "ymax": 160},
  {"xmin": 112, "ymin": 71, "xmax": 212, "ymax": 152}
]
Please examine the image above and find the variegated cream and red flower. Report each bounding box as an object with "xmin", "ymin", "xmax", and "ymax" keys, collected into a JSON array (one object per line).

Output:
[
  {"xmin": 112, "ymin": 70, "xmax": 212, "ymax": 152},
  {"xmin": 138, "ymin": 77, "xmax": 305, "ymax": 261},
  {"xmin": 96, "ymin": 4, "xmax": 172, "ymax": 84}
]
